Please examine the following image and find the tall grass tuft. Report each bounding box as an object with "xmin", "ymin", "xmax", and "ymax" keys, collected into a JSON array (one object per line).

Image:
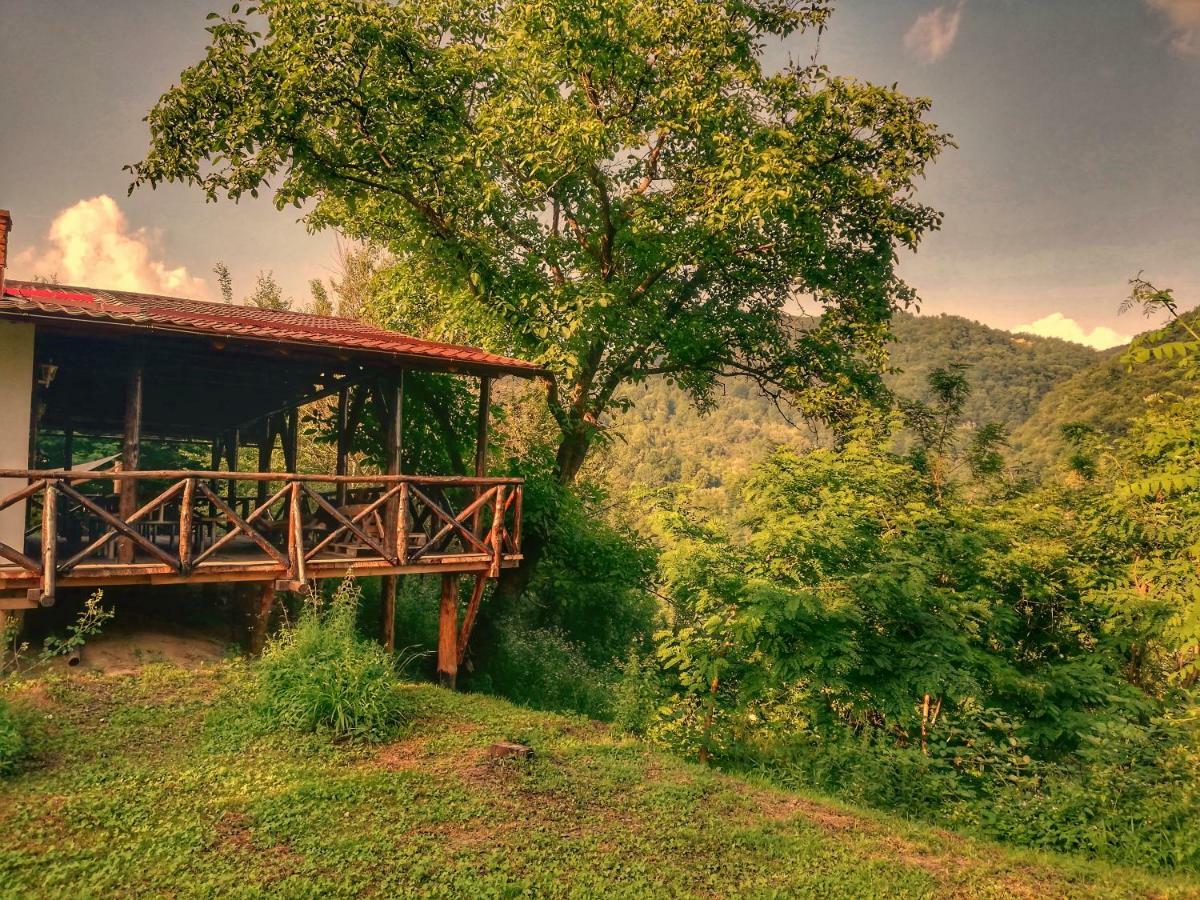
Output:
[{"xmin": 256, "ymin": 578, "xmax": 415, "ymax": 741}]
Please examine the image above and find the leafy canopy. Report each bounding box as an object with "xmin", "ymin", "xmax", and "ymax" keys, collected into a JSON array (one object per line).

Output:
[{"xmin": 131, "ymin": 0, "xmax": 949, "ymax": 480}]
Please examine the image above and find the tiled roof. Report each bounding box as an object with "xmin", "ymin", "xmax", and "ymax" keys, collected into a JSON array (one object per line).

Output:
[{"xmin": 0, "ymin": 280, "xmax": 543, "ymax": 376}]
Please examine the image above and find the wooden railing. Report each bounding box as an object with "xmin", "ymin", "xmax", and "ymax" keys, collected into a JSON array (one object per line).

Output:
[{"xmin": 0, "ymin": 470, "xmax": 523, "ymax": 605}]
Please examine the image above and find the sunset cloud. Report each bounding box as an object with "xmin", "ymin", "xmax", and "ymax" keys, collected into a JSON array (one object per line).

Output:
[
  {"xmin": 904, "ymin": 1, "xmax": 966, "ymax": 64},
  {"xmin": 1145, "ymin": 0, "xmax": 1200, "ymax": 55},
  {"xmin": 11, "ymin": 195, "xmax": 207, "ymax": 298},
  {"xmin": 1012, "ymin": 313, "xmax": 1133, "ymax": 350}
]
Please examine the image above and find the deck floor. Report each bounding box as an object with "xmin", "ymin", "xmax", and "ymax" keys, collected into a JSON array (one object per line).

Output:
[{"xmin": 1, "ymin": 533, "xmax": 518, "ymax": 595}]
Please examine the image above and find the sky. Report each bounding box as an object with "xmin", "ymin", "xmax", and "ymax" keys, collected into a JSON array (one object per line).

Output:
[{"xmin": 1, "ymin": 0, "xmax": 1198, "ymax": 350}]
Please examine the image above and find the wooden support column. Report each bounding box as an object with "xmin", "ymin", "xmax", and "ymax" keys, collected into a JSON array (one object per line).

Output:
[
  {"xmin": 209, "ymin": 434, "xmax": 222, "ymax": 516},
  {"xmin": 247, "ymin": 582, "xmax": 277, "ymax": 655},
  {"xmin": 257, "ymin": 417, "xmax": 274, "ymax": 506},
  {"xmin": 62, "ymin": 420, "xmax": 80, "ymax": 545},
  {"xmin": 225, "ymin": 428, "xmax": 240, "ymax": 511},
  {"xmin": 62, "ymin": 421, "xmax": 74, "ymax": 471},
  {"xmin": 380, "ymin": 375, "xmax": 403, "ymax": 651},
  {"xmin": 380, "ymin": 574, "xmax": 397, "ymax": 654},
  {"xmin": 283, "ymin": 409, "xmax": 299, "ymax": 473},
  {"xmin": 118, "ymin": 360, "xmax": 143, "ymax": 564},
  {"xmin": 475, "ymin": 376, "xmax": 491, "ymax": 478},
  {"xmin": 473, "ymin": 376, "xmax": 491, "ymax": 536},
  {"xmin": 438, "ymin": 573, "xmax": 459, "ymax": 689},
  {"xmin": 335, "ymin": 387, "xmax": 350, "ymax": 506}
]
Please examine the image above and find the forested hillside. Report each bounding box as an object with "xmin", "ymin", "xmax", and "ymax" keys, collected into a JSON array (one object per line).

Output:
[
  {"xmin": 1010, "ymin": 310, "xmax": 1200, "ymax": 471},
  {"xmin": 594, "ymin": 311, "xmax": 1099, "ymax": 511}
]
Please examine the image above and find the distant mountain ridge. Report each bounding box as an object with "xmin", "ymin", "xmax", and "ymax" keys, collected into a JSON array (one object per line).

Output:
[{"xmin": 594, "ymin": 310, "xmax": 1102, "ymax": 513}]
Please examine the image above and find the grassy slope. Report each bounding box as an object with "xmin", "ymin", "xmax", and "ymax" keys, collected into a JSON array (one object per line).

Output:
[{"xmin": 1, "ymin": 665, "xmax": 1194, "ymax": 899}]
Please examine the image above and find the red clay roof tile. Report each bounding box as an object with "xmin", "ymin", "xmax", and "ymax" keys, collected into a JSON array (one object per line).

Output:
[{"xmin": 0, "ymin": 280, "xmax": 544, "ymax": 376}]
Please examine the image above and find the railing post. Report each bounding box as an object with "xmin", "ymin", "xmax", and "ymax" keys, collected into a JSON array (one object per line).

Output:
[
  {"xmin": 178, "ymin": 477, "xmax": 195, "ymax": 574},
  {"xmin": 397, "ymin": 481, "xmax": 410, "ymax": 565},
  {"xmin": 489, "ymin": 485, "xmax": 505, "ymax": 578},
  {"xmin": 512, "ymin": 484, "xmax": 522, "ymax": 555},
  {"xmin": 40, "ymin": 481, "xmax": 56, "ymax": 607},
  {"xmin": 288, "ymin": 479, "xmax": 306, "ymax": 586}
]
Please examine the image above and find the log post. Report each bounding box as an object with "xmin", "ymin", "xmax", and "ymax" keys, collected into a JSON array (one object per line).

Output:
[
  {"xmin": 118, "ymin": 360, "xmax": 143, "ymax": 564},
  {"xmin": 473, "ymin": 377, "xmax": 491, "ymax": 536},
  {"xmin": 40, "ymin": 481, "xmax": 56, "ymax": 605},
  {"xmin": 225, "ymin": 428, "xmax": 240, "ymax": 512},
  {"xmin": 475, "ymin": 377, "xmax": 491, "ymax": 478},
  {"xmin": 257, "ymin": 416, "xmax": 274, "ymax": 506},
  {"xmin": 247, "ymin": 582, "xmax": 276, "ymax": 656},
  {"xmin": 283, "ymin": 409, "xmax": 299, "ymax": 473},
  {"xmin": 209, "ymin": 434, "xmax": 222, "ymax": 516},
  {"xmin": 62, "ymin": 419, "xmax": 81, "ymax": 546},
  {"xmin": 380, "ymin": 574, "xmax": 396, "ymax": 654},
  {"xmin": 335, "ymin": 386, "xmax": 350, "ymax": 506},
  {"xmin": 178, "ymin": 477, "xmax": 195, "ymax": 574},
  {"xmin": 438, "ymin": 573, "xmax": 459, "ymax": 689},
  {"xmin": 287, "ymin": 480, "xmax": 306, "ymax": 586}
]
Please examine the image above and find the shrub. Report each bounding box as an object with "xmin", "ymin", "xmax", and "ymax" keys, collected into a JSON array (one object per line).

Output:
[
  {"xmin": 0, "ymin": 699, "xmax": 26, "ymax": 776},
  {"xmin": 472, "ymin": 624, "xmax": 616, "ymax": 720},
  {"xmin": 256, "ymin": 578, "xmax": 414, "ymax": 741}
]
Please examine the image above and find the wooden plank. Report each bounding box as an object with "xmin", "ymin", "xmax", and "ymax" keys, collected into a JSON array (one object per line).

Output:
[
  {"xmin": 456, "ymin": 572, "xmax": 488, "ymax": 666},
  {"xmin": 302, "ymin": 485, "xmax": 400, "ymax": 560},
  {"xmin": 438, "ymin": 573, "xmax": 459, "ymax": 689}
]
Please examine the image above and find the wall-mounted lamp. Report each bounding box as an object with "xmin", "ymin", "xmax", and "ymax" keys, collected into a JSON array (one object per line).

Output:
[{"xmin": 37, "ymin": 362, "xmax": 58, "ymax": 388}]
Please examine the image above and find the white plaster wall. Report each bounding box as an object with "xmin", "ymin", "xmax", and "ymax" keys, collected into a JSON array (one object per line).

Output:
[{"xmin": 0, "ymin": 321, "xmax": 34, "ymax": 557}]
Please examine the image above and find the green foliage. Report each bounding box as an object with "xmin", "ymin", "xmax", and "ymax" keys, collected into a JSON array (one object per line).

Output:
[
  {"xmin": 594, "ymin": 311, "xmax": 1098, "ymax": 528},
  {"xmin": 1011, "ymin": 305, "xmax": 1200, "ymax": 472},
  {"xmin": 132, "ymin": 0, "xmax": 950, "ymax": 484},
  {"xmin": 256, "ymin": 578, "xmax": 415, "ymax": 741},
  {"xmin": 470, "ymin": 625, "xmax": 617, "ymax": 720},
  {"xmin": 41, "ymin": 591, "xmax": 114, "ymax": 661},
  {"xmin": 0, "ymin": 699, "xmax": 26, "ymax": 777},
  {"xmin": 629, "ymin": 368, "xmax": 1200, "ymax": 873},
  {"xmin": 308, "ymin": 278, "xmax": 333, "ymax": 316}
]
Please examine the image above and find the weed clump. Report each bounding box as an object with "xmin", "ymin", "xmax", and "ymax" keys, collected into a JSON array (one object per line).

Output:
[{"xmin": 256, "ymin": 578, "xmax": 414, "ymax": 741}]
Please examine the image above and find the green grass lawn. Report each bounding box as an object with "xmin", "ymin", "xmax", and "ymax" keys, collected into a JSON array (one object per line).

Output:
[{"xmin": 0, "ymin": 663, "xmax": 1194, "ymax": 898}]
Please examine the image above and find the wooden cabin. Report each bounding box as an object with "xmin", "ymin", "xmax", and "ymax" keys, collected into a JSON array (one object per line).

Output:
[{"xmin": 0, "ymin": 209, "xmax": 541, "ymax": 685}]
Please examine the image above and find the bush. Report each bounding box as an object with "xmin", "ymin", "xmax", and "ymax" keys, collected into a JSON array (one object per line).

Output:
[
  {"xmin": 472, "ymin": 624, "xmax": 616, "ymax": 720},
  {"xmin": 256, "ymin": 578, "xmax": 414, "ymax": 741},
  {"xmin": 0, "ymin": 699, "xmax": 26, "ymax": 777}
]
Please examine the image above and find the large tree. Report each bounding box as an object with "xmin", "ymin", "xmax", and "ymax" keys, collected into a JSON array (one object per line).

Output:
[{"xmin": 131, "ymin": 0, "xmax": 949, "ymax": 487}]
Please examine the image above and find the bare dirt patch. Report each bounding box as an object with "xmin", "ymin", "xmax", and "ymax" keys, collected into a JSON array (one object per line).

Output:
[{"xmin": 66, "ymin": 625, "xmax": 228, "ymax": 675}]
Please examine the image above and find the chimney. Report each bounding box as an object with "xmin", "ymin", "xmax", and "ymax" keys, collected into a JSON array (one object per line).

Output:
[{"xmin": 0, "ymin": 209, "xmax": 11, "ymax": 297}]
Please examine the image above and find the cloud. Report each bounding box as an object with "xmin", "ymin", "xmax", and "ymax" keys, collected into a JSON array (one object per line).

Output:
[
  {"xmin": 1012, "ymin": 313, "xmax": 1133, "ymax": 350},
  {"xmin": 11, "ymin": 195, "xmax": 207, "ymax": 298},
  {"xmin": 1145, "ymin": 0, "xmax": 1200, "ymax": 55},
  {"xmin": 904, "ymin": 1, "xmax": 965, "ymax": 64}
]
